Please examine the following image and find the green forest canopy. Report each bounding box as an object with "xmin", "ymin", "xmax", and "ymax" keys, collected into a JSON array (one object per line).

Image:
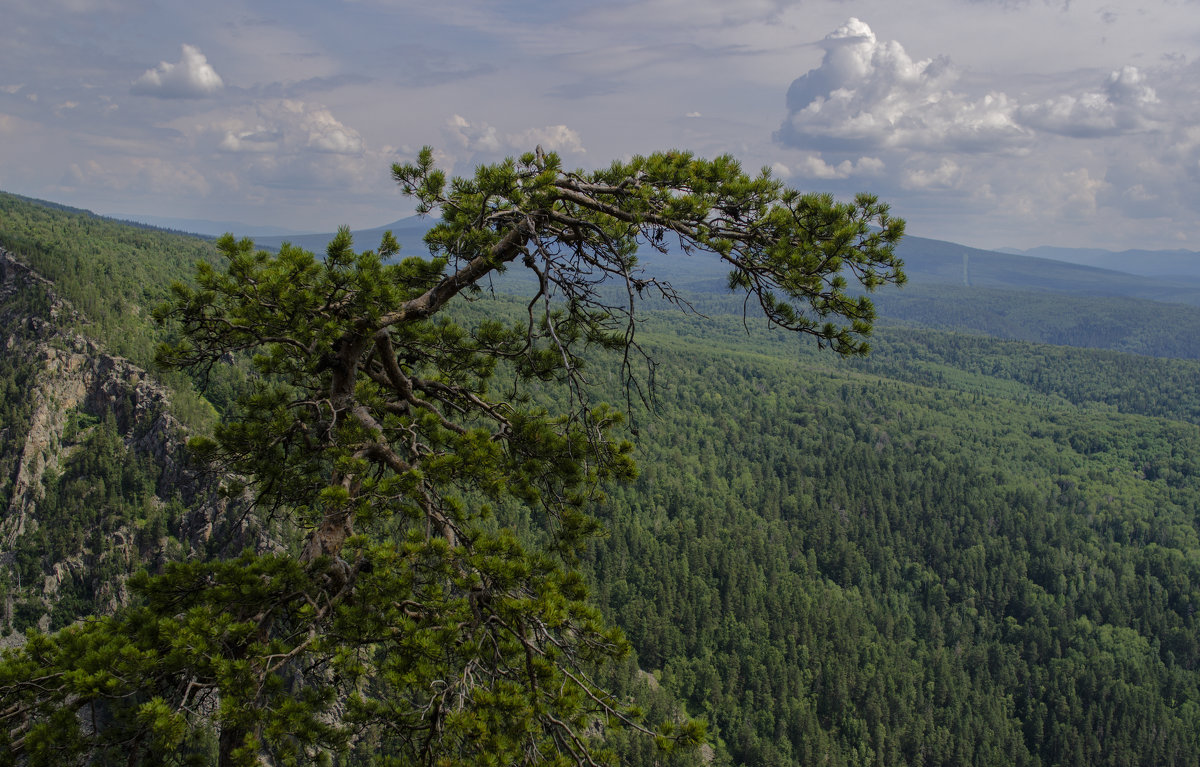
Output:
[
  {"xmin": 2, "ymin": 160, "xmax": 1200, "ymax": 765},
  {"xmin": 0, "ymin": 149, "xmax": 904, "ymax": 766}
]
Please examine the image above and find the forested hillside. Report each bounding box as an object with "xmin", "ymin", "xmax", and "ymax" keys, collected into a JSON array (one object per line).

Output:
[
  {"xmin": 0, "ymin": 193, "xmax": 219, "ymax": 373},
  {"xmin": 2, "ymin": 192, "xmax": 1200, "ymax": 766},
  {"xmin": 0, "ymin": 196, "xmax": 256, "ymax": 641},
  {"xmin": 583, "ymin": 312, "xmax": 1200, "ymax": 766},
  {"xmin": 870, "ymin": 285, "xmax": 1200, "ymax": 359}
]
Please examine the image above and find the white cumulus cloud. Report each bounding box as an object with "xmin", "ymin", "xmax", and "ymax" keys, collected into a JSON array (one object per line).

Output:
[
  {"xmin": 1042, "ymin": 168, "xmax": 1110, "ymax": 218},
  {"xmin": 299, "ymin": 105, "xmax": 364, "ymax": 154},
  {"xmin": 778, "ymin": 19, "xmax": 1165, "ymax": 155},
  {"xmin": 131, "ymin": 44, "xmax": 224, "ymax": 99},
  {"xmin": 445, "ymin": 115, "xmax": 587, "ymax": 157},
  {"xmin": 214, "ymin": 101, "xmax": 363, "ymax": 156},
  {"xmin": 140, "ymin": 100, "xmax": 382, "ymax": 203},
  {"xmin": 446, "ymin": 114, "xmax": 502, "ymax": 153},
  {"xmin": 510, "ymin": 124, "xmax": 586, "ymax": 154},
  {"xmin": 219, "ymin": 128, "xmax": 283, "ymax": 153},
  {"xmin": 779, "ymin": 153, "xmax": 885, "ymax": 180},
  {"xmin": 903, "ymin": 159, "xmax": 962, "ymax": 190},
  {"xmin": 1017, "ymin": 65, "xmax": 1158, "ymax": 137},
  {"xmin": 776, "ymin": 18, "xmax": 1027, "ymax": 154}
]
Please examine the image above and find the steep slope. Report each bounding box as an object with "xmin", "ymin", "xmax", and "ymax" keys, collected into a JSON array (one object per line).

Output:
[{"xmin": 0, "ymin": 247, "xmax": 257, "ymax": 638}]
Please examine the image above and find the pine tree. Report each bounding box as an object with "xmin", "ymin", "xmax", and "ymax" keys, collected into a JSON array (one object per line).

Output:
[{"xmin": 0, "ymin": 147, "xmax": 903, "ymax": 766}]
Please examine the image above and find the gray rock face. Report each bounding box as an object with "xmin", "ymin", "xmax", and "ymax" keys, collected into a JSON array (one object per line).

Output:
[{"xmin": 0, "ymin": 247, "xmax": 258, "ymax": 635}]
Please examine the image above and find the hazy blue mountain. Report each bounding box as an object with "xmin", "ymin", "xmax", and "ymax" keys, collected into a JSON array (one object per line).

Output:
[
  {"xmin": 252, "ymin": 217, "xmax": 435, "ymax": 254},
  {"xmin": 107, "ymin": 205, "xmax": 1200, "ymax": 306},
  {"xmin": 998, "ymin": 245, "xmax": 1200, "ymax": 280},
  {"xmin": 891, "ymin": 235, "xmax": 1200, "ymax": 303},
  {"xmin": 636, "ymin": 232, "xmax": 1200, "ymax": 305}
]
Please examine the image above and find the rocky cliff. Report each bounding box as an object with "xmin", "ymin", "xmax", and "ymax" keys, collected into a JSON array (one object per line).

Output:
[{"xmin": 0, "ymin": 247, "xmax": 257, "ymax": 637}]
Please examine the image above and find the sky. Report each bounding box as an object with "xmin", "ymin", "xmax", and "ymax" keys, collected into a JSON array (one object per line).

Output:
[{"xmin": 2, "ymin": 0, "xmax": 1200, "ymax": 251}]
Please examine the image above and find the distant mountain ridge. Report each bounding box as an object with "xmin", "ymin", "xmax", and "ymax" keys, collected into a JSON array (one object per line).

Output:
[
  {"xmin": 15, "ymin": 189, "xmax": 1200, "ymax": 348},
  {"xmin": 247, "ymin": 217, "xmax": 1200, "ymax": 306},
  {"xmin": 108, "ymin": 214, "xmax": 315, "ymax": 239},
  {"xmin": 250, "ymin": 217, "xmax": 433, "ymax": 254},
  {"xmin": 998, "ymin": 245, "xmax": 1200, "ymax": 280},
  {"xmin": 62, "ymin": 197, "xmax": 1200, "ymax": 305},
  {"xmin": 892, "ymin": 234, "xmax": 1200, "ymax": 305},
  {"xmin": 26, "ymin": 192, "xmax": 1200, "ymax": 287}
]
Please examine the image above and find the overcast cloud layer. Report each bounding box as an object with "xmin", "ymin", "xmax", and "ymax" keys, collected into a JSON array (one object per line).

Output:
[{"xmin": 2, "ymin": 0, "xmax": 1199, "ymax": 250}]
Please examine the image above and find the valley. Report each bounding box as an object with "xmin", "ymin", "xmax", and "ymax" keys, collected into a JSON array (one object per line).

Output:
[{"xmin": 2, "ymin": 191, "xmax": 1199, "ymax": 766}]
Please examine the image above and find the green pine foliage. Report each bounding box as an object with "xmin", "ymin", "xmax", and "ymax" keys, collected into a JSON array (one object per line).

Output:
[
  {"xmin": 4, "ymin": 160, "xmax": 1200, "ymax": 767},
  {"xmin": 4, "ymin": 149, "xmax": 904, "ymax": 765}
]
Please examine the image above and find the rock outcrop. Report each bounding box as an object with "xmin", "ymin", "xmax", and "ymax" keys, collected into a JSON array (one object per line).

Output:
[{"xmin": 0, "ymin": 247, "xmax": 257, "ymax": 636}]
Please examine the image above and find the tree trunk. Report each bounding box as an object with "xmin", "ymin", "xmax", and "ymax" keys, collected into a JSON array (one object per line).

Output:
[
  {"xmin": 218, "ymin": 724, "xmax": 243, "ymax": 767},
  {"xmin": 300, "ymin": 509, "xmax": 352, "ymax": 565}
]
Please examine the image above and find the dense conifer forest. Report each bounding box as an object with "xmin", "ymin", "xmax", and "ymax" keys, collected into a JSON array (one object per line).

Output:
[
  {"xmin": 2, "ymin": 191, "xmax": 1200, "ymax": 765},
  {"xmin": 584, "ymin": 313, "xmax": 1200, "ymax": 765}
]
